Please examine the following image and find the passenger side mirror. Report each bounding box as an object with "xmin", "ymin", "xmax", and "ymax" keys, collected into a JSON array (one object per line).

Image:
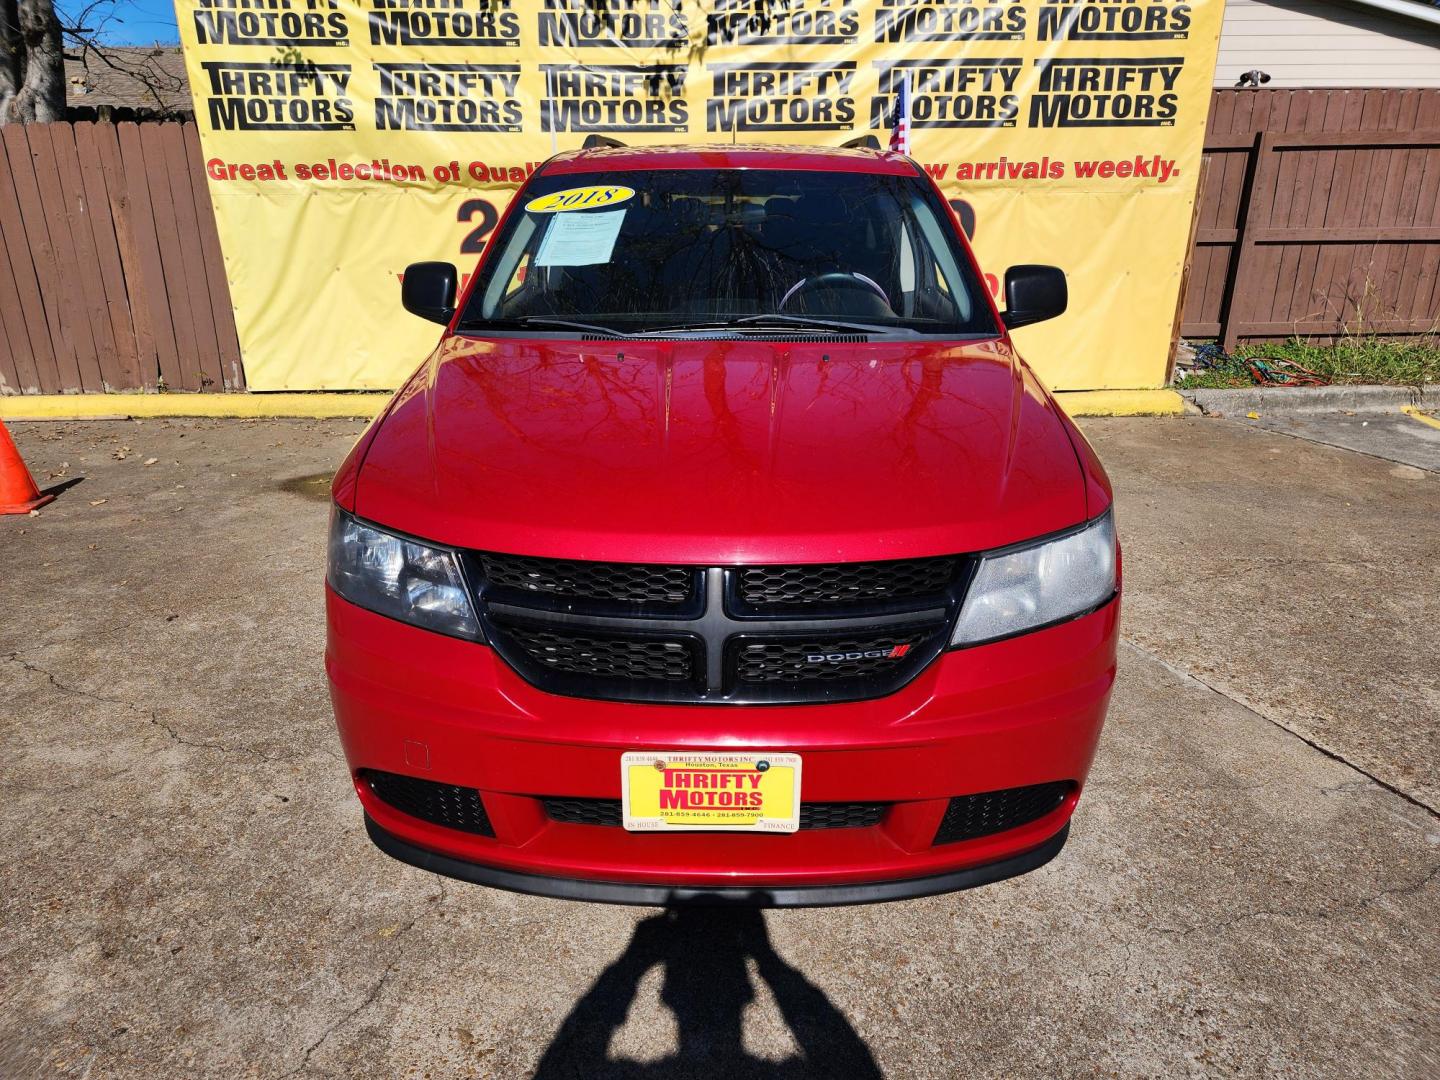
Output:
[
  {"xmin": 1002, "ymin": 265, "xmax": 1067, "ymax": 331},
  {"xmin": 401, "ymin": 261, "xmax": 458, "ymax": 325}
]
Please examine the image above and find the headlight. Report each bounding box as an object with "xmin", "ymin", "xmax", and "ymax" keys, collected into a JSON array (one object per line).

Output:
[
  {"xmin": 951, "ymin": 512, "xmax": 1116, "ymax": 647},
  {"xmin": 327, "ymin": 509, "xmax": 482, "ymax": 640}
]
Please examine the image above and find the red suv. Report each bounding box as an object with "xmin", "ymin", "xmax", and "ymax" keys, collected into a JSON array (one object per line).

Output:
[{"xmin": 326, "ymin": 144, "xmax": 1119, "ymax": 906}]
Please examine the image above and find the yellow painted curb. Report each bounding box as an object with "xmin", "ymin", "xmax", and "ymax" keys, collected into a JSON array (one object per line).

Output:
[
  {"xmin": 1400, "ymin": 405, "xmax": 1440, "ymax": 432},
  {"xmin": 3, "ymin": 387, "xmax": 1186, "ymax": 421},
  {"xmin": 0, "ymin": 393, "xmax": 390, "ymax": 420},
  {"xmin": 1053, "ymin": 389, "xmax": 1188, "ymax": 417}
]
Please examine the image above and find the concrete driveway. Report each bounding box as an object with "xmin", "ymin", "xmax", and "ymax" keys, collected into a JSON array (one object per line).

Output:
[{"xmin": 1, "ymin": 416, "xmax": 1436, "ymax": 1079}]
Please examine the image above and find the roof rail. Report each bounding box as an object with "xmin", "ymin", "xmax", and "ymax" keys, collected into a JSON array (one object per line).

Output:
[
  {"xmin": 582, "ymin": 134, "xmax": 626, "ymax": 150},
  {"xmin": 842, "ymin": 134, "xmax": 882, "ymax": 151}
]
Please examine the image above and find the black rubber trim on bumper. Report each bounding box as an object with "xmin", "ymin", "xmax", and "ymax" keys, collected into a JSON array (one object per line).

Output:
[{"xmin": 364, "ymin": 815, "xmax": 1070, "ymax": 908}]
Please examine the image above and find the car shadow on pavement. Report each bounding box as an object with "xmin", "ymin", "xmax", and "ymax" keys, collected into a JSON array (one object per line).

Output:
[{"xmin": 532, "ymin": 905, "xmax": 883, "ymax": 1080}]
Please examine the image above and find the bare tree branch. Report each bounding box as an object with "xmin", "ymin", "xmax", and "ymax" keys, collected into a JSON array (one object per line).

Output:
[
  {"xmin": 65, "ymin": 35, "xmax": 184, "ymax": 112},
  {"xmin": 62, "ymin": 0, "xmax": 184, "ymax": 110}
]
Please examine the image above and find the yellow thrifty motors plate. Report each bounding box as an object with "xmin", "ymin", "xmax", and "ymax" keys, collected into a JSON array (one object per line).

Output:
[{"xmin": 621, "ymin": 752, "xmax": 801, "ymax": 833}]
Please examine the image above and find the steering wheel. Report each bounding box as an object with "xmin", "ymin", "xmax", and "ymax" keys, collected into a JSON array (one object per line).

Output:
[{"xmin": 780, "ymin": 271, "xmax": 891, "ymax": 311}]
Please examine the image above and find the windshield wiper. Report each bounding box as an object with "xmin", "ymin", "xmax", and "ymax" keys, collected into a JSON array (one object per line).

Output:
[
  {"xmin": 639, "ymin": 315, "xmax": 909, "ymax": 337},
  {"xmin": 459, "ymin": 316, "xmax": 631, "ymax": 338},
  {"xmin": 732, "ymin": 313, "xmax": 916, "ymax": 336},
  {"xmin": 463, "ymin": 314, "xmax": 913, "ymax": 339},
  {"xmin": 635, "ymin": 320, "xmax": 737, "ymax": 336}
]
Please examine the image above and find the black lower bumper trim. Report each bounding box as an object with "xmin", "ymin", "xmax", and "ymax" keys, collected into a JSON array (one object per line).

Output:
[{"xmin": 364, "ymin": 815, "xmax": 1070, "ymax": 908}]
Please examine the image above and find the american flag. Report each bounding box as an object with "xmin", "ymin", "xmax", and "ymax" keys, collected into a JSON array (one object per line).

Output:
[{"xmin": 889, "ymin": 71, "xmax": 912, "ymax": 155}]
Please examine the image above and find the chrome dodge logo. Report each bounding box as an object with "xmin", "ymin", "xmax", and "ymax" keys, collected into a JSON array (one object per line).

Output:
[{"xmin": 805, "ymin": 644, "xmax": 912, "ymax": 664}]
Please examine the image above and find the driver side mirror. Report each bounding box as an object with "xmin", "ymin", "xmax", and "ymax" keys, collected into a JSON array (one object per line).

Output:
[
  {"xmin": 1002, "ymin": 265, "xmax": 1067, "ymax": 331},
  {"xmin": 402, "ymin": 261, "xmax": 458, "ymax": 325}
]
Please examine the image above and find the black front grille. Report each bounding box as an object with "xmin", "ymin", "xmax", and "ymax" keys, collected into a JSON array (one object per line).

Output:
[
  {"xmin": 479, "ymin": 553, "xmax": 696, "ymax": 605},
  {"xmin": 932, "ymin": 782, "xmax": 1072, "ymax": 846},
  {"xmin": 364, "ymin": 770, "xmax": 495, "ymax": 837},
  {"xmin": 474, "ymin": 556, "xmax": 967, "ymax": 705},
  {"xmin": 542, "ymin": 797, "xmax": 887, "ymax": 830},
  {"xmin": 735, "ymin": 629, "xmax": 938, "ymax": 684},
  {"xmin": 738, "ymin": 558, "xmax": 957, "ymax": 607},
  {"xmin": 504, "ymin": 625, "xmax": 695, "ymax": 683}
]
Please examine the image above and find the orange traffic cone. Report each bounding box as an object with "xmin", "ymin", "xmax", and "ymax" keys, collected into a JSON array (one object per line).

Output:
[{"xmin": 0, "ymin": 419, "xmax": 55, "ymax": 514}]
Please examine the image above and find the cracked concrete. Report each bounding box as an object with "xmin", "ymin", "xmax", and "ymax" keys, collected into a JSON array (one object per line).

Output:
[
  {"xmin": 1, "ymin": 416, "xmax": 1437, "ymax": 1079},
  {"xmin": 3, "ymin": 651, "xmax": 281, "ymax": 763},
  {"xmin": 1121, "ymin": 638, "xmax": 1440, "ymax": 822},
  {"xmin": 1086, "ymin": 417, "xmax": 1440, "ymax": 813},
  {"xmin": 277, "ymin": 882, "xmax": 448, "ymax": 1080}
]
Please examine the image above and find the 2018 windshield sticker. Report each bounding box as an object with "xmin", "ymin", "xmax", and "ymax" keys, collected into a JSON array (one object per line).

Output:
[{"xmin": 525, "ymin": 185, "xmax": 635, "ymax": 213}]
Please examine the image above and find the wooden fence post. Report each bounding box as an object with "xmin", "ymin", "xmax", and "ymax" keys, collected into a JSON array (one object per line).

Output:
[
  {"xmin": 1220, "ymin": 132, "xmax": 1279, "ymax": 353},
  {"xmin": 1165, "ymin": 152, "xmax": 1208, "ymax": 383}
]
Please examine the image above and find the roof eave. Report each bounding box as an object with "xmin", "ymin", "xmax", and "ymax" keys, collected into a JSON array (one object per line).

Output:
[{"xmin": 1330, "ymin": 0, "xmax": 1440, "ymax": 30}]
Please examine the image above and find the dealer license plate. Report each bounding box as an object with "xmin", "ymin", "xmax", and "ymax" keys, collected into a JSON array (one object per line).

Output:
[{"xmin": 621, "ymin": 751, "xmax": 801, "ymax": 833}]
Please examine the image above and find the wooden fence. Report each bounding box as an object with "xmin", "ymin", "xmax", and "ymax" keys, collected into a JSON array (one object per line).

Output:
[
  {"xmin": 0, "ymin": 121, "xmax": 242, "ymax": 395},
  {"xmin": 1184, "ymin": 88, "xmax": 1440, "ymax": 349},
  {"xmin": 3, "ymin": 96, "xmax": 1439, "ymax": 393}
]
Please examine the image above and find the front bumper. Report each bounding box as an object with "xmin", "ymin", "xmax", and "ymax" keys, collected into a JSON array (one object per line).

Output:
[
  {"xmin": 365, "ymin": 814, "xmax": 1071, "ymax": 907},
  {"xmin": 327, "ymin": 588, "xmax": 1118, "ymax": 903}
]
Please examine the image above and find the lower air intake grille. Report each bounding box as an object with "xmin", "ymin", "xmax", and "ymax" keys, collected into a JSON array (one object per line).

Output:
[
  {"xmin": 735, "ymin": 630, "xmax": 936, "ymax": 684},
  {"xmin": 932, "ymin": 781, "xmax": 1072, "ymax": 846},
  {"xmin": 364, "ymin": 770, "xmax": 494, "ymax": 837},
  {"xmin": 505, "ymin": 625, "xmax": 695, "ymax": 683},
  {"xmin": 542, "ymin": 797, "xmax": 625, "ymax": 827},
  {"xmin": 542, "ymin": 797, "xmax": 887, "ymax": 830},
  {"xmin": 739, "ymin": 557, "xmax": 957, "ymax": 607},
  {"xmin": 799, "ymin": 802, "xmax": 888, "ymax": 829}
]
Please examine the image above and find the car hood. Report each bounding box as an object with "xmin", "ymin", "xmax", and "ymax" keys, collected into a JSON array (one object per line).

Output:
[{"xmin": 355, "ymin": 336, "xmax": 1088, "ymax": 563}]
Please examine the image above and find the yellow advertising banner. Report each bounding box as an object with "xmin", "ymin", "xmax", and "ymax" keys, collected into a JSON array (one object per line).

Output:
[{"xmin": 175, "ymin": 0, "xmax": 1225, "ymax": 391}]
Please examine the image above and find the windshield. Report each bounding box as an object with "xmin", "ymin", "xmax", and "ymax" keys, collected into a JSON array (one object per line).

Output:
[{"xmin": 458, "ymin": 168, "xmax": 997, "ymax": 338}]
